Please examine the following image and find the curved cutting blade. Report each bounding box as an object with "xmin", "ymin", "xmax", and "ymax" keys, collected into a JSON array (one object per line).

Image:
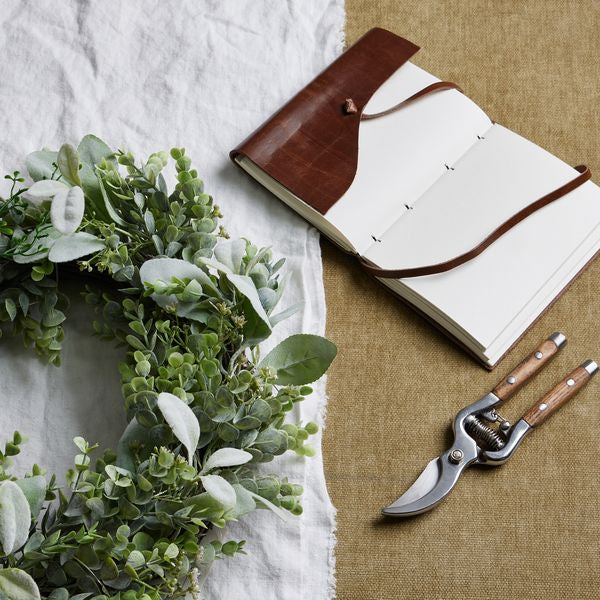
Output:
[{"xmin": 382, "ymin": 449, "xmax": 475, "ymax": 517}]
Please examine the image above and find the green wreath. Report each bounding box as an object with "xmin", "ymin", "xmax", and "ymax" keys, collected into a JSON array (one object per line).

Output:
[{"xmin": 0, "ymin": 136, "xmax": 336, "ymax": 600}]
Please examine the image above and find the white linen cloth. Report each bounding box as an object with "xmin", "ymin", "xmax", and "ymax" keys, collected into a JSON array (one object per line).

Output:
[{"xmin": 0, "ymin": 1, "xmax": 344, "ymax": 598}]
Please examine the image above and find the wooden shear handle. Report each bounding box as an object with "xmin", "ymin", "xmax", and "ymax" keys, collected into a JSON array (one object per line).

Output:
[
  {"xmin": 492, "ymin": 333, "xmax": 566, "ymax": 402},
  {"xmin": 522, "ymin": 361, "xmax": 598, "ymax": 427}
]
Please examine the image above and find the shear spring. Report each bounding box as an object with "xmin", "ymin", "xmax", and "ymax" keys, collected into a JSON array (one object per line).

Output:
[{"xmin": 464, "ymin": 415, "xmax": 506, "ymax": 450}]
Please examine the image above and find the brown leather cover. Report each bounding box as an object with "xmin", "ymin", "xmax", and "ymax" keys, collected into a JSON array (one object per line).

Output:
[{"xmin": 230, "ymin": 28, "xmax": 419, "ymax": 214}]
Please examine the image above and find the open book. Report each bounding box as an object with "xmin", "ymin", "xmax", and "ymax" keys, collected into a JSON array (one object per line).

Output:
[{"xmin": 231, "ymin": 28, "xmax": 600, "ymax": 368}]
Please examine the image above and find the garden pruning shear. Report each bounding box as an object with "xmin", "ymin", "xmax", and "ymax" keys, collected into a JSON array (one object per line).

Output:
[{"xmin": 383, "ymin": 332, "xmax": 598, "ymax": 517}]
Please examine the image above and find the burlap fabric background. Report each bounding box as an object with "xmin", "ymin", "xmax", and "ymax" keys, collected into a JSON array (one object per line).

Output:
[{"xmin": 322, "ymin": 2, "xmax": 600, "ymax": 599}]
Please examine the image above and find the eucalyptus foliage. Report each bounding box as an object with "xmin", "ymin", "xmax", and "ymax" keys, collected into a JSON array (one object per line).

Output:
[{"xmin": 0, "ymin": 136, "xmax": 336, "ymax": 599}]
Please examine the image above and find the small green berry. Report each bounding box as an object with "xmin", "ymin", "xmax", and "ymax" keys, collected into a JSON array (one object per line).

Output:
[{"xmin": 305, "ymin": 421, "xmax": 319, "ymax": 435}]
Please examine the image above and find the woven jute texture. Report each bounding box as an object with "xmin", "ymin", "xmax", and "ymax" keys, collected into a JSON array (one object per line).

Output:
[{"xmin": 322, "ymin": 2, "xmax": 600, "ymax": 599}]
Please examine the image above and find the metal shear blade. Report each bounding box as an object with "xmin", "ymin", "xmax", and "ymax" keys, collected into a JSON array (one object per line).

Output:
[{"xmin": 383, "ymin": 437, "xmax": 478, "ymax": 517}]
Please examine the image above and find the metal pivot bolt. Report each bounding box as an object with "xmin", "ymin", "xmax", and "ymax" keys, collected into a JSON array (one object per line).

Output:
[
  {"xmin": 449, "ymin": 449, "xmax": 464, "ymax": 464},
  {"xmin": 507, "ymin": 376, "xmax": 516, "ymax": 384}
]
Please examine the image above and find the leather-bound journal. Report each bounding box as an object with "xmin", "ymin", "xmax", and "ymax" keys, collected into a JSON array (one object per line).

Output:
[{"xmin": 230, "ymin": 27, "xmax": 600, "ymax": 369}]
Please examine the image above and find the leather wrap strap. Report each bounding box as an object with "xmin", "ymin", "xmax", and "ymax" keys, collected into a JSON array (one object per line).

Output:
[
  {"xmin": 360, "ymin": 164, "xmax": 592, "ymax": 279},
  {"xmin": 361, "ymin": 81, "xmax": 463, "ymax": 120}
]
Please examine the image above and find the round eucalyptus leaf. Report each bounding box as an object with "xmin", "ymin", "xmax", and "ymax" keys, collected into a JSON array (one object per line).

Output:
[
  {"xmin": 257, "ymin": 475, "xmax": 281, "ymax": 500},
  {"xmin": 116, "ymin": 417, "xmax": 152, "ymax": 472},
  {"xmin": 192, "ymin": 408, "xmax": 216, "ymax": 432},
  {"xmin": 217, "ymin": 422, "xmax": 239, "ymax": 442},
  {"xmin": 205, "ymin": 396, "xmax": 235, "ymax": 423},
  {"xmin": 234, "ymin": 416, "xmax": 262, "ymax": 431},
  {"xmin": 249, "ymin": 399, "xmax": 272, "ymax": 422},
  {"xmin": 238, "ymin": 429, "xmax": 260, "ymax": 448},
  {"xmin": 197, "ymin": 431, "xmax": 215, "ymax": 450},
  {"xmin": 253, "ymin": 428, "xmax": 287, "ymax": 455},
  {"xmin": 126, "ymin": 549, "xmax": 145, "ymax": 569}
]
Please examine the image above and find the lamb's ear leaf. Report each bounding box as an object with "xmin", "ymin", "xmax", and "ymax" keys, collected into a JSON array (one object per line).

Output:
[
  {"xmin": 48, "ymin": 232, "xmax": 105, "ymax": 263},
  {"xmin": 139, "ymin": 257, "xmax": 221, "ymax": 306},
  {"xmin": 226, "ymin": 274, "xmax": 271, "ymax": 344},
  {"xmin": 259, "ymin": 334, "xmax": 337, "ymax": 385},
  {"xmin": 77, "ymin": 134, "xmax": 113, "ymax": 222},
  {"xmin": 12, "ymin": 225, "xmax": 61, "ymax": 265},
  {"xmin": 247, "ymin": 490, "xmax": 292, "ymax": 522},
  {"xmin": 15, "ymin": 476, "xmax": 46, "ymax": 518},
  {"xmin": 0, "ymin": 481, "xmax": 31, "ymax": 555},
  {"xmin": 213, "ymin": 239, "xmax": 246, "ymax": 274},
  {"xmin": 258, "ymin": 271, "xmax": 290, "ymax": 314},
  {"xmin": 50, "ymin": 187, "xmax": 85, "ymax": 234},
  {"xmin": 25, "ymin": 179, "xmax": 68, "ymax": 202},
  {"xmin": 231, "ymin": 484, "xmax": 256, "ymax": 518},
  {"xmin": 25, "ymin": 150, "xmax": 58, "ymax": 182},
  {"xmin": 269, "ymin": 302, "xmax": 303, "ymax": 327},
  {"xmin": 0, "ymin": 568, "xmax": 41, "ymax": 600},
  {"xmin": 140, "ymin": 257, "xmax": 209, "ymax": 286},
  {"xmin": 98, "ymin": 176, "xmax": 127, "ymax": 226},
  {"xmin": 200, "ymin": 448, "xmax": 252, "ymax": 474},
  {"xmin": 156, "ymin": 392, "xmax": 199, "ymax": 465},
  {"xmin": 77, "ymin": 134, "xmax": 113, "ymax": 170},
  {"xmin": 57, "ymin": 143, "xmax": 81, "ymax": 185},
  {"xmin": 199, "ymin": 474, "xmax": 236, "ymax": 508}
]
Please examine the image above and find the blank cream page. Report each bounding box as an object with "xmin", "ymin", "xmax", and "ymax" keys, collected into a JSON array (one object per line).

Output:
[
  {"xmin": 366, "ymin": 124, "xmax": 600, "ymax": 349},
  {"xmin": 324, "ymin": 62, "xmax": 492, "ymax": 254}
]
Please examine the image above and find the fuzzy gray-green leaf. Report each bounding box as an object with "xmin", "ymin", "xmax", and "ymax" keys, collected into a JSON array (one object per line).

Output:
[
  {"xmin": 259, "ymin": 334, "xmax": 337, "ymax": 385},
  {"xmin": 77, "ymin": 134, "xmax": 113, "ymax": 221},
  {"xmin": 57, "ymin": 143, "xmax": 81, "ymax": 185},
  {"xmin": 0, "ymin": 568, "xmax": 41, "ymax": 600},
  {"xmin": 226, "ymin": 273, "xmax": 271, "ymax": 343},
  {"xmin": 15, "ymin": 476, "xmax": 46, "ymax": 518},
  {"xmin": 0, "ymin": 481, "xmax": 31, "ymax": 554},
  {"xmin": 25, "ymin": 150, "xmax": 58, "ymax": 182}
]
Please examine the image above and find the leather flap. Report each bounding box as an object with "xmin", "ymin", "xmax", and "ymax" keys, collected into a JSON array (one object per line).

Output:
[{"xmin": 230, "ymin": 28, "xmax": 419, "ymax": 214}]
